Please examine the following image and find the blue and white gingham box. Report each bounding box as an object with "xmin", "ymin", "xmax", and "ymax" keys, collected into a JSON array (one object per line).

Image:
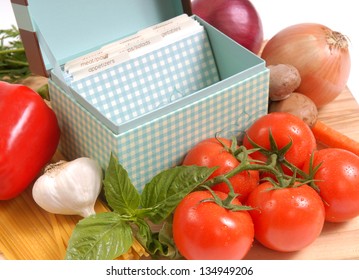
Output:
[
  {"xmin": 48, "ymin": 16, "xmax": 269, "ymax": 191},
  {"xmin": 69, "ymin": 29, "xmax": 219, "ymax": 132},
  {"xmin": 49, "ymin": 70, "xmax": 268, "ymax": 190}
]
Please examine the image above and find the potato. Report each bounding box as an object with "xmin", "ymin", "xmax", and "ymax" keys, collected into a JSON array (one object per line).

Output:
[
  {"xmin": 268, "ymin": 64, "xmax": 301, "ymax": 101},
  {"xmin": 269, "ymin": 92, "xmax": 318, "ymax": 127}
]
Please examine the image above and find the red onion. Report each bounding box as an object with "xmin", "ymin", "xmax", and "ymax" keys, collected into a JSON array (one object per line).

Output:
[{"xmin": 190, "ymin": 0, "xmax": 263, "ymax": 54}]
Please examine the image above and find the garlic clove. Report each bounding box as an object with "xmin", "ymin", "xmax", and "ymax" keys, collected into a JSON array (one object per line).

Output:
[{"xmin": 32, "ymin": 157, "xmax": 103, "ymax": 218}]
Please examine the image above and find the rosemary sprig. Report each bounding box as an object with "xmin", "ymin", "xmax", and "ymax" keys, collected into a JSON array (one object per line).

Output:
[{"xmin": 0, "ymin": 25, "xmax": 31, "ymax": 83}]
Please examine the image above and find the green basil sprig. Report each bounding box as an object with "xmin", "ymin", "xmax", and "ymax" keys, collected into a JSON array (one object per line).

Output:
[{"xmin": 65, "ymin": 153, "xmax": 215, "ymax": 260}]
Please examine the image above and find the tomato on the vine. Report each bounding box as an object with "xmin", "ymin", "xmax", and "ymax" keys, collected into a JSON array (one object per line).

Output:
[
  {"xmin": 303, "ymin": 148, "xmax": 359, "ymax": 222},
  {"xmin": 173, "ymin": 190, "xmax": 254, "ymax": 260},
  {"xmin": 242, "ymin": 112, "xmax": 316, "ymax": 175},
  {"xmin": 182, "ymin": 137, "xmax": 259, "ymax": 202},
  {"xmin": 246, "ymin": 181, "xmax": 325, "ymax": 252}
]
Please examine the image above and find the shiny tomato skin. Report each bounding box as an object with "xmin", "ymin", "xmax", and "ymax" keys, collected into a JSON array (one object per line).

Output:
[
  {"xmin": 182, "ymin": 138, "xmax": 259, "ymax": 202},
  {"xmin": 303, "ymin": 148, "xmax": 359, "ymax": 222},
  {"xmin": 242, "ymin": 112, "xmax": 316, "ymax": 174},
  {"xmin": 173, "ymin": 190, "xmax": 254, "ymax": 260},
  {"xmin": 246, "ymin": 182, "xmax": 325, "ymax": 252},
  {"xmin": 0, "ymin": 82, "xmax": 60, "ymax": 200}
]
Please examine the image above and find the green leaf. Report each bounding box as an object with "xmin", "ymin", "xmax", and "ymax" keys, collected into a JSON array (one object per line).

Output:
[
  {"xmin": 153, "ymin": 217, "xmax": 181, "ymax": 259},
  {"xmin": 103, "ymin": 153, "xmax": 140, "ymax": 215},
  {"xmin": 135, "ymin": 218, "xmax": 154, "ymax": 251},
  {"xmin": 0, "ymin": 26, "xmax": 31, "ymax": 83},
  {"xmin": 135, "ymin": 217, "xmax": 180, "ymax": 259},
  {"xmin": 65, "ymin": 212, "xmax": 133, "ymax": 260},
  {"xmin": 140, "ymin": 165, "xmax": 216, "ymax": 224}
]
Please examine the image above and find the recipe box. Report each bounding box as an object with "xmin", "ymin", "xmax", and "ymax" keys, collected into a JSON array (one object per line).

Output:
[{"xmin": 12, "ymin": 0, "xmax": 269, "ymax": 191}]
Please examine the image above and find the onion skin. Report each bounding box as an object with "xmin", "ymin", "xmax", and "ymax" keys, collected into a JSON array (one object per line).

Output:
[
  {"xmin": 190, "ymin": 0, "xmax": 263, "ymax": 54},
  {"xmin": 261, "ymin": 23, "xmax": 351, "ymax": 107}
]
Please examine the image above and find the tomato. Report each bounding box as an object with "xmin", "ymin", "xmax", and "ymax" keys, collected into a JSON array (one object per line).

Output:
[
  {"xmin": 182, "ymin": 137, "xmax": 259, "ymax": 202},
  {"xmin": 0, "ymin": 81, "xmax": 60, "ymax": 200},
  {"xmin": 303, "ymin": 148, "xmax": 359, "ymax": 222},
  {"xmin": 246, "ymin": 181, "xmax": 325, "ymax": 252},
  {"xmin": 242, "ymin": 112, "xmax": 316, "ymax": 175},
  {"xmin": 172, "ymin": 190, "xmax": 254, "ymax": 259}
]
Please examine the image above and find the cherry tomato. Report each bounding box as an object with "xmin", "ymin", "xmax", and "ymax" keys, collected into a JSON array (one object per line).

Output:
[
  {"xmin": 0, "ymin": 81, "xmax": 60, "ymax": 200},
  {"xmin": 246, "ymin": 181, "xmax": 325, "ymax": 252},
  {"xmin": 303, "ymin": 148, "xmax": 359, "ymax": 222},
  {"xmin": 173, "ymin": 190, "xmax": 254, "ymax": 259},
  {"xmin": 242, "ymin": 112, "xmax": 316, "ymax": 175},
  {"xmin": 182, "ymin": 137, "xmax": 259, "ymax": 202}
]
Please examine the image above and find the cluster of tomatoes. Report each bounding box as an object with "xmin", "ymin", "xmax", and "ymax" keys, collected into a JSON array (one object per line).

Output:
[{"xmin": 172, "ymin": 112, "xmax": 359, "ymax": 260}]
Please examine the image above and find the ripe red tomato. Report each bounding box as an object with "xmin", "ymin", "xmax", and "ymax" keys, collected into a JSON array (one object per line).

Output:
[
  {"xmin": 303, "ymin": 148, "xmax": 359, "ymax": 222},
  {"xmin": 182, "ymin": 137, "xmax": 259, "ymax": 202},
  {"xmin": 0, "ymin": 82, "xmax": 60, "ymax": 200},
  {"xmin": 246, "ymin": 181, "xmax": 325, "ymax": 252},
  {"xmin": 242, "ymin": 112, "xmax": 316, "ymax": 175},
  {"xmin": 173, "ymin": 190, "xmax": 254, "ymax": 259}
]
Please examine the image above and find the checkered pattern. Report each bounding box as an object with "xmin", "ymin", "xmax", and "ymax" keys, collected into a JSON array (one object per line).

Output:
[
  {"xmin": 70, "ymin": 29, "xmax": 219, "ymax": 130},
  {"xmin": 49, "ymin": 69, "xmax": 269, "ymax": 192},
  {"xmin": 48, "ymin": 81, "xmax": 118, "ymax": 167}
]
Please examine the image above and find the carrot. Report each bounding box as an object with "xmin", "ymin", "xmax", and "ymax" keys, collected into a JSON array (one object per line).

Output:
[{"xmin": 311, "ymin": 119, "xmax": 359, "ymax": 156}]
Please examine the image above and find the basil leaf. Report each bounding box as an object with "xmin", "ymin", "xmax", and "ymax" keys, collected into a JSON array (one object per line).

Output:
[
  {"xmin": 135, "ymin": 218, "xmax": 153, "ymax": 252},
  {"xmin": 65, "ymin": 212, "xmax": 133, "ymax": 260},
  {"xmin": 103, "ymin": 153, "xmax": 140, "ymax": 215},
  {"xmin": 135, "ymin": 218, "xmax": 179, "ymax": 259},
  {"xmin": 140, "ymin": 165, "xmax": 216, "ymax": 224},
  {"xmin": 153, "ymin": 217, "xmax": 181, "ymax": 259}
]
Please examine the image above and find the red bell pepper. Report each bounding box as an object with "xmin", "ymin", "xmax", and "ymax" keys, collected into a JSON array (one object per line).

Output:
[{"xmin": 0, "ymin": 81, "xmax": 61, "ymax": 200}]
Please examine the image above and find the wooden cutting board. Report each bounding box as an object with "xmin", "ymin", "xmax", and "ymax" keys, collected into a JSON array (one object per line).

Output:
[{"xmin": 1, "ymin": 87, "xmax": 359, "ymax": 260}]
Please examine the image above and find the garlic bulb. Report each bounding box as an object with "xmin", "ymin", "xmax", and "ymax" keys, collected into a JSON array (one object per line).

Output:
[{"xmin": 32, "ymin": 157, "xmax": 103, "ymax": 217}]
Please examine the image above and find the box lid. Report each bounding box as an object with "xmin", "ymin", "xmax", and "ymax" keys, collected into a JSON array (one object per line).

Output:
[{"xmin": 11, "ymin": 0, "xmax": 191, "ymax": 76}]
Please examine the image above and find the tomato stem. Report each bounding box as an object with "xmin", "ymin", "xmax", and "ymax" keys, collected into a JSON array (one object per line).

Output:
[
  {"xmin": 221, "ymin": 176, "xmax": 240, "ymax": 204},
  {"xmin": 204, "ymin": 145, "xmax": 298, "ymax": 192},
  {"xmin": 199, "ymin": 135, "xmax": 319, "ymax": 210}
]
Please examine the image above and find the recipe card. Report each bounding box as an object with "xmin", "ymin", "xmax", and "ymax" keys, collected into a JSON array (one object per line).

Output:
[{"xmin": 64, "ymin": 15, "xmax": 220, "ymax": 126}]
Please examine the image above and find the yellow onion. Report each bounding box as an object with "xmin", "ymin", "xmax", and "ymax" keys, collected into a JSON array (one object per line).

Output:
[{"xmin": 261, "ymin": 23, "xmax": 351, "ymax": 107}]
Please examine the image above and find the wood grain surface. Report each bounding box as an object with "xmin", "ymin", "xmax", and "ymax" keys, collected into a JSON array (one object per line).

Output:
[{"xmin": 1, "ymin": 86, "xmax": 359, "ymax": 260}]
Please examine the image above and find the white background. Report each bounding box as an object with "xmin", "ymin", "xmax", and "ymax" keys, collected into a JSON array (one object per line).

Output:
[{"xmin": 1, "ymin": 0, "xmax": 358, "ymax": 103}]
